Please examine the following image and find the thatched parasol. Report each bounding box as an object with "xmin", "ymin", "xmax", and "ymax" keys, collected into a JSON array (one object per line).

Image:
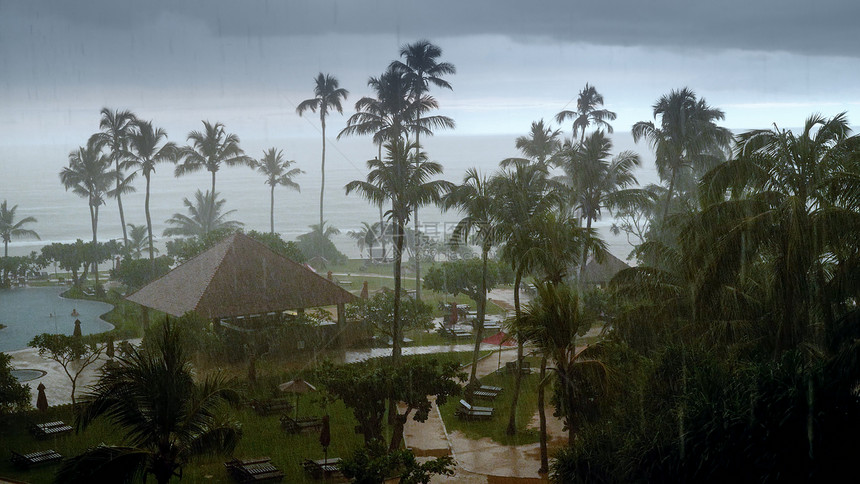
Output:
[
  {"xmin": 360, "ymin": 281, "xmax": 369, "ymax": 299},
  {"xmin": 72, "ymin": 319, "xmax": 82, "ymax": 339},
  {"xmin": 279, "ymin": 378, "xmax": 317, "ymax": 419}
]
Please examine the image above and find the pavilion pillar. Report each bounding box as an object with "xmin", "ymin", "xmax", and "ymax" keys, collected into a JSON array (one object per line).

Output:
[{"xmin": 337, "ymin": 303, "xmax": 346, "ymax": 327}]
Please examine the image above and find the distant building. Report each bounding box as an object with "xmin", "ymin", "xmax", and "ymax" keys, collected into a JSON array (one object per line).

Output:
[{"xmin": 580, "ymin": 253, "xmax": 631, "ymax": 287}]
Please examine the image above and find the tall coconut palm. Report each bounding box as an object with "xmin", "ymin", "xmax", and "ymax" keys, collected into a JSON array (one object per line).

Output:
[
  {"xmin": 346, "ymin": 139, "xmax": 453, "ymax": 364},
  {"xmin": 558, "ymin": 131, "xmax": 643, "ymax": 276},
  {"xmin": 632, "ymin": 88, "xmax": 731, "ymax": 221},
  {"xmin": 126, "ymin": 120, "xmax": 177, "ymax": 264},
  {"xmin": 443, "ymin": 168, "xmax": 499, "ymax": 385},
  {"xmin": 297, "ymin": 73, "xmax": 349, "ymax": 230},
  {"xmin": 253, "ymin": 148, "xmax": 302, "ymax": 234},
  {"xmin": 60, "ymin": 138, "xmax": 115, "ymax": 291},
  {"xmin": 555, "ymin": 83, "xmax": 617, "ymax": 143},
  {"xmin": 55, "ymin": 319, "xmax": 241, "ymax": 484},
  {"xmin": 515, "ymin": 119, "xmax": 562, "ymax": 167},
  {"xmin": 491, "ymin": 161, "xmax": 557, "ymax": 435},
  {"xmin": 174, "ymin": 121, "xmax": 251, "ymax": 194},
  {"xmin": 163, "ymin": 190, "xmax": 243, "ymax": 238},
  {"xmin": 92, "ymin": 108, "xmax": 137, "ymax": 246},
  {"xmin": 0, "ymin": 201, "xmax": 39, "ymax": 258},
  {"xmin": 392, "ymin": 40, "xmax": 456, "ymax": 300}
]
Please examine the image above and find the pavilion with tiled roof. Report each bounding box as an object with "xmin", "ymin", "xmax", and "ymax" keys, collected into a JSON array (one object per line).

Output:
[{"xmin": 126, "ymin": 233, "xmax": 356, "ymax": 326}]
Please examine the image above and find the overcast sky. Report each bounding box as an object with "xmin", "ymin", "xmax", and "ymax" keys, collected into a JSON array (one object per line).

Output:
[{"xmin": 2, "ymin": 0, "xmax": 859, "ymax": 148}]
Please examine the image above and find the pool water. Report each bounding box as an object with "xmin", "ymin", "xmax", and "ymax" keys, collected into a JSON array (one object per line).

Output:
[
  {"xmin": 0, "ymin": 286, "xmax": 114, "ymax": 352},
  {"xmin": 11, "ymin": 369, "xmax": 46, "ymax": 382}
]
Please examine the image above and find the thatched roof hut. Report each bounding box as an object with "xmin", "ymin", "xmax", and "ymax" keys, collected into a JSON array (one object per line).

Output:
[
  {"xmin": 126, "ymin": 233, "xmax": 355, "ymax": 319},
  {"xmin": 581, "ymin": 252, "xmax": 631, "ymax": 286}
]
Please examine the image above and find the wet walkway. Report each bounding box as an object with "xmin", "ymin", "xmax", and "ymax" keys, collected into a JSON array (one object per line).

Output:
[{"xmin": 403, "ymin": 347, "xmax": 565, "ymax": 483}]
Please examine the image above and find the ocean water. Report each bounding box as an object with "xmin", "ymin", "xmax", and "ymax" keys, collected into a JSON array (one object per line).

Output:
[{"xmin": 0, "ymin": 133, "xmax": 659, "ymax": 261}]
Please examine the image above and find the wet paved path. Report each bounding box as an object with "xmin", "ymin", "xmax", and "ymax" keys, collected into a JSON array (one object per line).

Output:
[{"xmin": 404, "ymin": 347, "xmax": 564, "ymax": 483}]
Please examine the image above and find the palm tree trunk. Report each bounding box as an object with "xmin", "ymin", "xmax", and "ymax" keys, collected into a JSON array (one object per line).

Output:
[
  {"xmin": 91, "ymin": 202, "xmax": 99, "ymax": 292},
  {"xmin": 506, "ymin": 269, "xmax": 524, "ymax": 436},
  {"xmin": 320, "ymin": 115, "xmax": 326, "ymax": 230},
  {"xmin": 145, "ymin": 174, "xmax": 154, "ymax": 270},
  {"xmin": 469, "ymin": 245, "xmax": 490, "ymax": 385},
  {"xmin": 270, "ymin": 185, "xmax": 275, "ymax": 234},
  {"xmin": 116, "ymin": 160, "xmax": 128, "ymax": 246},
  {"xmin": 211, "ymin": 170, "xmax": 216, "ymax": 196},
  {"xmin": 414, "ymin": 129, "xmax": 421, "ymax": 301},
  {"xmin": 662, "ymin": 167, "xmax": 677, "ymax": 223},
  {"xmin": 579, "ymin": 216, "xmax": 593, "ymax": 282},
  {"xmin": 538, "ymin": 355, "xmax": 549, "ymax": 472},
  {"xmin": 390, "ymin": 217, "xmax": 405, "ymax": 425}
]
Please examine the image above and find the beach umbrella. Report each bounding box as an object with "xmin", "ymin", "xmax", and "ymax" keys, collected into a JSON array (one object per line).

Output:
[
  {"xmin": 106, "ymin": 338, "xmax": 115, "ymax": 359},
  {"xmin": 73, "ymin": 319, "xmax": 82, "ymax": 339},
  {"xmin": 36, "ymin": 383, "xmax": 48, "ymax": 412},
  {"xmin": 360, "ymin": 281, "xmax": 369, "ymax": 299},
  {"xmin": 482, "ymin": 331, "xmax": 516, "ymax": 370},
  {"xmin": 319, "ymin": 415, "xmax": 331, "ymax": 464},
  {"xmin": 450, "ymin": 303, "xmax": 458, "ymax": 325},
  {"xmin": 279, "ymin": 378, "xmax": 317, "ymax": 419}
]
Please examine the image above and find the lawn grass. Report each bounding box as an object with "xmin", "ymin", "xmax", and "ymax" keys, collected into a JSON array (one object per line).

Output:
[{"xmin": 438, "ymin": 356, "xmax": 544, "ymax": 446}]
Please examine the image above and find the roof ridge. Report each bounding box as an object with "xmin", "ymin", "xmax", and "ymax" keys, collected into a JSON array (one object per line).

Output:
[{"xmin": 192, "ymin": 234, "xmax": 237, "ymax": 313}]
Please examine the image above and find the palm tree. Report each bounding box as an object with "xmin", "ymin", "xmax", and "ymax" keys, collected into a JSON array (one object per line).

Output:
[
  {"xmin": 392, "ymin": 40, "xmax": 456, "ymax": 300},
  {"xmin": 126, "ymin": 223, "xmax": 153, "ymax": 259},
  {"xmin": 515, "ymin": 282, "xmax": 607, "ymax": 446},
  {"xmin": 174, "ymin": 121, "xmax": 251, "ymax": 194},
  {"xmin": 632, "ymin": 88, "xmax": 731, "ymax": 221},
  {"xmin": 491, "ymin": 161, "xmax": 557, "ymax": 435},
  {"xmin": 55, "ymin": 319, "xmax": 241, "ymax": 484},
  {"xmin": 163, "ymin": 190, "xmax": 243, "ymax": 238},
  {"xmin": 346, "ymin": 139, "xmax": 453, "ymax": 364},
  {"xmin": 253, "ymin": 148, "xmax": 302, "ymax": 234},
  {"xmin": 558, "ymin": 131, "xmax": 643, "ymax": 276},
  {"xmin": 297, "ymin": 73, "xmax": 349, "ymax": 230},
  {"xmin": 555, "ymin": 83, "xmax": 617, "ymax": 143},
  {"xmin": 92, "ymin": 108, "xmax": 137, "ymax": 246},
  {"xmin": 348, "ymin": 222, "xmax": 377, "ymax": 261},
  {"xmin": 0, "ymin": 200, "xmax": 39, "ymax": 258},
  {"xmin": 514, "ymin": 119, "xmax": 562, "ymax": 167},
  {"xmin": 60, "ymin": 137, "xmax": 115, "ymax": 291},
  {"xmin": 126, "ymin": 120, "xmax": 177, "ymax": 264},
  {"xmin": 443, "ymin": 168, "xmax": 499, "ymax": 385}
]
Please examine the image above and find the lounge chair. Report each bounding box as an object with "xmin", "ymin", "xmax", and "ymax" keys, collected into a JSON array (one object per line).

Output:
[
  {"xmin": 250, "ymin": 398, "xmax": 293, "ymax": 416},
  {"xmin": 224, "ymin": 457, "xmax": 284, "ymax": 483},
  {"xmin": 302, "ymin": 457, "xmax": 342, "ymax": 479},
  {"xmin": 11, "ymin": 449, "xmax": 63, "ymax": 469},
  {"xmin": 280, "ymin": 415, "xmax": 324, "ymax": 434},
  {"xmin": 29, "ymin": 421, "xmax": 73, "ymax": 440},
  {"xmin": 505, "ymin": 361, "xmax": 532, "ymax": 375},
  {"xmin": 455, "ymin": 399, "xmax": 494, "ymax": 420}
]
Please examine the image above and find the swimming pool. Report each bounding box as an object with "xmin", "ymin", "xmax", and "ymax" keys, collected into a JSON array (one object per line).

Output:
[{"xmin": 0, "ymin": 287, "xmax": 114, "ymax": 352}]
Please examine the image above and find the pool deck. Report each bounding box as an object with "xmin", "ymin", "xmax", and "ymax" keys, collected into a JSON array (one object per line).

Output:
[{"xmin": 6, "ymin": 339, "xmax": 141, "ymax": 407}]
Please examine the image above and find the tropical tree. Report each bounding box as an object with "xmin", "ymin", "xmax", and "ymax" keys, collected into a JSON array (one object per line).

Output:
[
  {"xmin": 491, "ymin": 161, "xmax": 557, "ymax": 435},
  {"xmin": 253, "ymin": 148, "xmax": 302, "ymax": 234},
  {"xmin": 55, "ymin": 320, "xmax": 241, "ymax": 484},
  {"xmin": 60, "ymin": 137, "xmax": 115, "ymax": 291},
  {"xmin": 632, "ymin": 88, "xmax": 732, "ymax": 221},
  {"xmin": 91, "ymin": 108, "xmax": 138, "ymax": 246},
  {"xmin": 557, "ymin": 131, "xmax": 643, "ymax": 275},
  {"xmin": 443, "ymin": 168, "xmax": 500, "ymax": 384},
  {"xmin": 701, "ymin": 112, "xmax": 860, "ymax": 353},
  {"xmin": 174, "ymin": 121, "xmax": 251, "ymax": 194},
  {"xmin": 555, "ymin": 83, "xmax": 617, "ymax": 143},
  {"xmin": 297, "ymin": 73, "xmax": 349, "ymax": 230},
  {"xmin": 163, "ymin": 190, "xmax": 243, "ymax": 238},
  {"xmin": 345, "ymin": 139, "xmax": 453, "ymax": 365},
  {"xmin": 392, "ymin": 40, "xmax": 456, "ymax": 300},
  {"xmin": 125, "ymin": 223, "xmax": 155, "ymax": 259},
  {"xmin": 30, "ymin": 334, "xmax": 105, "ymax": 406},
  {"xmin": 0, "ymin": 200, "xmax": 39, "ymax": 258},
  {"xmin": 126, "ymin": 120, "xmax": 177, "ymax": 264},
  {"xmin": 514, "ymin": 119, "xmax": 562, "ymax": 167},
  {"xmin": 348, "ymin": 222, "xmax": 377, "ymax": 261}
]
